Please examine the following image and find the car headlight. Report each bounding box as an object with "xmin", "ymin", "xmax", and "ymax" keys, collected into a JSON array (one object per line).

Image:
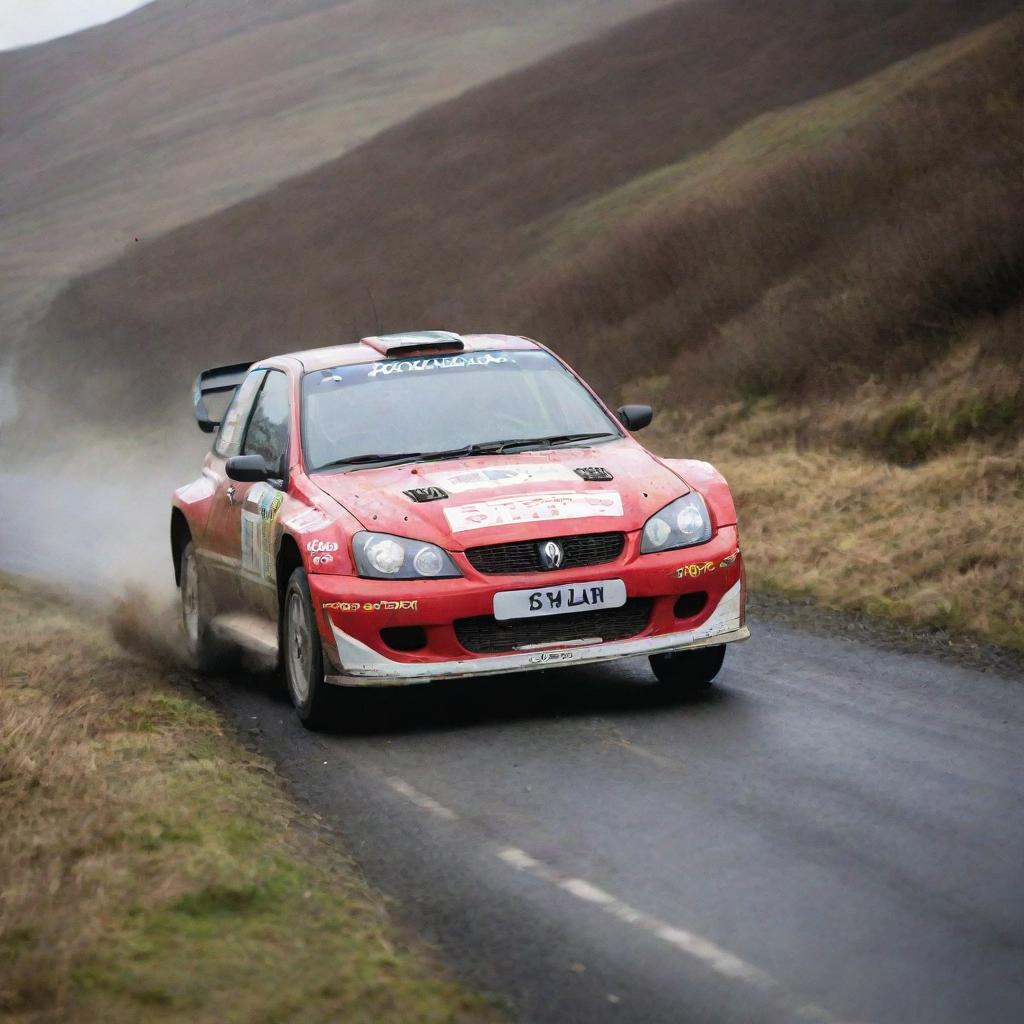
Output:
[
  {"xmin": 353, "ymin": 532, "xmax": 462, "ymax": 579},
  {"xmin": 640, "ymin": 492, "xmax": 712, "ymax": 553}
]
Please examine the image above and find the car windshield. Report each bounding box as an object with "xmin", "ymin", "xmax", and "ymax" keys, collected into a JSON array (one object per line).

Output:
[{"xmin": 301, "ymin": 349, "xmax": 621, "ymax": 471}]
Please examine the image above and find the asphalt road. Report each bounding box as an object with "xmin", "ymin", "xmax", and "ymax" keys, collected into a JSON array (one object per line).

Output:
[{"xmin": 205, "ymin": 618, "xmax": 1024, "ymax": 1024}]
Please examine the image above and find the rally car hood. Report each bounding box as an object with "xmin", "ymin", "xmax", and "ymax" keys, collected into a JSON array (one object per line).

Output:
[{"xmin": 309, "ymin": 439, "xmax": 689, "ymax": 550}]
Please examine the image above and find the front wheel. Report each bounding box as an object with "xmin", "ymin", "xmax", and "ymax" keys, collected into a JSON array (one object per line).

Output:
[
  {"xmin": 282, "ymin": 567, "xmax": 336, "ymax": 729},
  {"xmin": 649, "ymin": 644, "xmax": 726, "ymax": 692}
]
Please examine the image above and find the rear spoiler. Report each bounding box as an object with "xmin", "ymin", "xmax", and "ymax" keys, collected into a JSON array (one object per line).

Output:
[{"xmin": 193, "ymin": 361, "xmax": 252, "ymax": 433}]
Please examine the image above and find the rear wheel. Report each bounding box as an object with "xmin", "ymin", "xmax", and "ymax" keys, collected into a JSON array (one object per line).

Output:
[
  {"xmin": 649, "ymin": 644, "xmax": 725, "ymax": 692},
  {"xmin": 283, "ymin": 567, "xmax": 336, "ymax": 729},
  {"xmin": 180, "ymin": 540, "xmax": 218, "ymax": 670}
]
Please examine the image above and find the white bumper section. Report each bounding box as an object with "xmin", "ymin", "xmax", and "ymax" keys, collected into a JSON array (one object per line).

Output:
[{"xmin": 326, "ymin": 581, "xmax": 749, "ymax": 686}]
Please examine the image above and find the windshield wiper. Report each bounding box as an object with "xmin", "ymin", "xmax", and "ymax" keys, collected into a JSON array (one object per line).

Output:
[
  {"xmin": 316, "ymin": 451, "xmax": 426, "ymax": 470},
  {"xmin": 489, "ymin": 431, "xmax": 619, "ymax": 452},
  {"xmin": 416, "ymin": 433, "xmax": 617, "ymax": 460}
]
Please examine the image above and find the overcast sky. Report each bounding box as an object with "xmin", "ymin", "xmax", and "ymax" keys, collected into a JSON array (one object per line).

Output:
[{"xmin": 0, "ymin": 0, "xmax": 152, "ymax": 50}]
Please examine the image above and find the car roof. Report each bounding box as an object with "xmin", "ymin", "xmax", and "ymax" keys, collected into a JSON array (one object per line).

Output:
[{"xmin": 265, "ymin": 333, "xmax": 542, "ymax": 373}]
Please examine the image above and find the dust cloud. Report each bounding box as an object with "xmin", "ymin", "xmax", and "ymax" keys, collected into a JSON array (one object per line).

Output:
[{"xmin": 0, "ymin": 382, "xmax": 208, "ymax": 663}]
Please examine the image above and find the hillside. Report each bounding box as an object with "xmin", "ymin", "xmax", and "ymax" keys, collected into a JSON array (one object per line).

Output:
[
  {"xmin": 0, "ymin": 0, "xmax": 665, "ymax": 354},
  {"xmin": 18, "ymin": 0, "xmax": 1018, "ymax": 428},
  {"xmin": 13, "ymin": 0, "xmax": 1024, "ymax": 647}
]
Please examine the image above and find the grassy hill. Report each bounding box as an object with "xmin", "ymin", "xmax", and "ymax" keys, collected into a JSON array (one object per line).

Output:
[
  {"xmin": 13, "ymin": 0, "xmax": 1024, "ymax": 646},
  {"xmin": 20, "ymin": 0, "xmax": 1017, "ymax": 422},
  {"xmin": 0, "ymin": 0, "xmax": 665, "ymax": 350}
]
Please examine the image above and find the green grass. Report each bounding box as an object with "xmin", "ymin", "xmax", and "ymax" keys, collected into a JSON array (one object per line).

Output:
[{"xmin": 0, "ymin": 576, "xmax": 498, "ymax": 1024}]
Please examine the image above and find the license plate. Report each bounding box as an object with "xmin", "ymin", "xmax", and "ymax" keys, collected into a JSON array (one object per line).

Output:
[{"xmin": 493, "ymin": 579, "xmax": 627, "ymax": 621}]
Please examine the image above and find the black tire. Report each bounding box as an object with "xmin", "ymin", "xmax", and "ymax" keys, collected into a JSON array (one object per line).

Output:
[
  {"xmin": 179, "ymin": 540, "xmax": 219, "ymax": 671},
  {"xmin": 649, "ymin": 644, "xmax": 726, "ymax": 691},
  {"xmin": 282, "ymin": 567, "xmax": 337, "ymax": 729}
]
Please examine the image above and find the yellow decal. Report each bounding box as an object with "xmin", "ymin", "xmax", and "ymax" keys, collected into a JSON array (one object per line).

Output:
[
  {"xmin": 719, "ymin": 551, "xmax": 740, "ymax": 569},
  {"xmin": 674, "ymin": 561, "xmax": 716, "ymax": 579},
  {"xmin": 324, "ymin": 600, "xmax": 418, "ymax": 612}
]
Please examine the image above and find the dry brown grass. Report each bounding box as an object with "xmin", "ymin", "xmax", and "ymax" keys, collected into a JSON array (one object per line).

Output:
[
  {"xmin": 523, "ymin": 14, "xmax": 1024, "ymax": 409},
  {"xmin": 639, "ymin": 332, "xmax": 1024, "ymax": 648},
  {"xmin": 17, "ymin": 0, "xmax": 1018, "ymax": 432},
  {"xmin": 0, "ymin": 576, "xmax": 497, "ymax": 1023}
]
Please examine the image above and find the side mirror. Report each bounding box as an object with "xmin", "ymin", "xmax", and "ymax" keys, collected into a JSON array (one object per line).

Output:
[
  {"xmin": 616, "ymin": 404, "xmax": 653, "ymax": 432},
  {"xmin": 225, "ymin": 454, "xmax": 270, "ymax": 483}
]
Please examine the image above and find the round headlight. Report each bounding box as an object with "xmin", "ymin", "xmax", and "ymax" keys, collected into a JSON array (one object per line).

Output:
[
  {"xmin": 413, "ymin": 546, "xmax": 444, "ymax": 577},
  {"xmin": 644, "ymin": 516, "xmax": 672, "ymax": 550},
  {"xmin": 366, "ymin": 538, "xmax": 405, "ymax": 575},
  {"xmin": 675, "ymin": 503, "xmax": 706, "ymax": 539}
]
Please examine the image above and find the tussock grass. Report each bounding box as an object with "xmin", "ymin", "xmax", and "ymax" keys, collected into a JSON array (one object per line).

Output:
[
  {"xmin": 0, "ymin": 576, "xmax": 497, "ymax": 1023},
  {"xmin": 642, "ymin": 338, "xmax": 1024, "ymax": 648},
  {"xmin": 523, "ymin": 15, "xmax": 1024, "ymax": 411}
]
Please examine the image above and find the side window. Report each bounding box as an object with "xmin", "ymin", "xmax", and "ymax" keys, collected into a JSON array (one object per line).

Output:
[
  {"xmin": 214, "ymin": 370, "xmax": 266, "ymax": 457},
  {"xmin": 242, "ymin": 370, "xmax": 291, "ymax": 476}
]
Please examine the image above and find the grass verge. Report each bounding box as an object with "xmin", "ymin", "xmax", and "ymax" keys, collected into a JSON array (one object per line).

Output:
[
  {"xmin": 0, "ymin": 575, "xmax": 497, "ymax": 1024},
  {"xmin": 642, "ymin": 374, "xmax": 1024, "ymax": 652}
]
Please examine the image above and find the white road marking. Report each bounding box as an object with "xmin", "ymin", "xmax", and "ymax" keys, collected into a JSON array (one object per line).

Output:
[
  {"xmin": 382, "ymin": 778, "xmax": 855, "ymax": 1024},
  {"xmin": 497, "ymin": 846, "xmax": 851, "ymax": 1024},
  {"xmin": 383, "ymin": 776, "xmax": 459, "ymax": 820}
]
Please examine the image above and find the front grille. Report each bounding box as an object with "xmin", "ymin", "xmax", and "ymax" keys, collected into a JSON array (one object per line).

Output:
[
  {"xmin": 465, "ymin": 532, "xmax": 625, "ymax": 575},
  {"xmin": 455, "ymin": 598, "xmax": 652, "ymax": 654}
]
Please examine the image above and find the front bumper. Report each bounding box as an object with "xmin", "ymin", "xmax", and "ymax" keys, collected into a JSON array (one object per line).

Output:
[{"xmin": 310, "ymin": 525, "xmax": 748, "ymax": 686}]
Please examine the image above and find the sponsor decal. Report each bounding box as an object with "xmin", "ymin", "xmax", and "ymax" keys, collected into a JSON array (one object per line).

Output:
[
  {"xmin": 430, "ymin": 464, "xmax": 578, "ymax": 494},
  {"xmin": 367, "ymin": 353, "xmax": 509, "ymax": 378},
  {"xmin": 444, "ymin": 490, "xmax": 623, "ymax": 533},
  {"xmin": 675, "ymin": 560, "xmax": 716, "ymax": 579},
  {"xmin": 241, "ymin": 483, "xmax": 284, "ymax": 581},
  {"xmin": 527, "ymin": 651, "xmax": 574, "ymax": 665},
  {"xmin": 285, "ymin": 508, "xmax": 331, "ymax": 533},
  {"xmin": 306, "ymin": 539, "xmax": 338, "ymax": 553},
  {"xmin": 306, "ymin": 539, "xmax": 339, "ymax": 566},
  {"xmin": 324, "ymin": 600, "xmax": 419, "ymax": 612}
]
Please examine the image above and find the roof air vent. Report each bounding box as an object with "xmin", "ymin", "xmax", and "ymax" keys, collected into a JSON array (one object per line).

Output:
[
  {"xmin": 363, "ymin": 331, "xmax": 464, "ymax": 357},
  {"xmin": 575, "ymin": 467, "xmax": 614, "ymax": 482},
  {"xmin": 403, "ymin": 486, "xmax": 449, "ymax": 503}
]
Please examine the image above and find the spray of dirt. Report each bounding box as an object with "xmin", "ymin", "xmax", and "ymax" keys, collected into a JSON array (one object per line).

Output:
[{"xmin": 0, "ymin": 412, "xmax": 210, "ymax": 666}]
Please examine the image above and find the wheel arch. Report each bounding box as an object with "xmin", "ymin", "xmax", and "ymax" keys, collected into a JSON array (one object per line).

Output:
[
  {"xmin": 276, "ymin": 533, "xmax": 304, "ymax": 608},
  {"xmin": 170, "ymin": 509, "xmax": 192, "ymax": 587}
]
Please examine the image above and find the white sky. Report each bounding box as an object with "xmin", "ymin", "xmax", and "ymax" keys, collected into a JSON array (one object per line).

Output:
[{"xmin": 0, "ymin": 0, "xmax": 153, "ymax": 51}]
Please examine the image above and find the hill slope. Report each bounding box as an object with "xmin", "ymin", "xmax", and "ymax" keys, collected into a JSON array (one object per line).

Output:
[
  {"xmin": 0, "ymin": 0, "xmax": 665, "ymax": 348},
  {"xmin": 22, "ymin": 0, "xmax": 1018, "ymax": 426},
  {"xmin": 14, "ymin": 0, "xmax": 1024, "ymax": 648}
]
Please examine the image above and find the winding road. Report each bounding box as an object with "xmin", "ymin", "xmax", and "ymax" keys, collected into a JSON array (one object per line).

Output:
[{"xmin": 206, "ymin": 616, "xmax": 1024, "ymax": 1024}]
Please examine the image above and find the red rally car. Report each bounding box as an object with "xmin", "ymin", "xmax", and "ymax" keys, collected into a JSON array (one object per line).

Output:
[{"xmin": 171, "ymin": 331, "xmax": 748, "ymax": 727}]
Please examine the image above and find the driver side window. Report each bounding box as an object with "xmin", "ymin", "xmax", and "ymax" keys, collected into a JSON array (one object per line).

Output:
[
  {"xmin": 214, "ymin": 370, "xmax": 266, "ymax": 458},
  {"xmin": 242, "ymin": 370, "xmax": 291, "ymax": 477}
]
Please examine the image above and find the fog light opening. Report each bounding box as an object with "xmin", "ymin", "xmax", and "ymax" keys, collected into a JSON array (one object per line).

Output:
[
  {"xmin": 674, "ymin": 591, "xmax": 708, "ymax": 619},
  {"xmin": 380, "ymin": 626, "xmax": 427, "ymax": 652}
]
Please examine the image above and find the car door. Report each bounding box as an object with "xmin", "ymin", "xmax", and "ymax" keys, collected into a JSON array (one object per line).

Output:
[
  {"xmin": 202, "ymin": 368, "xmax": 267, "ymax": 612},
  {"xmin": 236, "ymin": 369, "xmax": 292, "ymax": 618}
]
